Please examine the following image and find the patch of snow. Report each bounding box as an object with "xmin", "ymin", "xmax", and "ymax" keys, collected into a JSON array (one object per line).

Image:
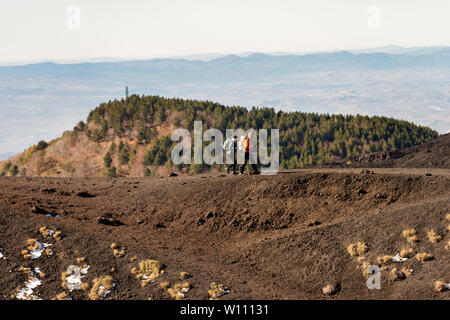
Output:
[
  {"xmin": 65, "ymin": 264, "xmax": 90, "ymax": 291},
  {"xmin": 175, "ymin": 286, "xmax": 190, "ymax": 298},
  {"xmin": 45, "ymin": 214, "xmax": 60, "ymax": 218},
  {"xmin": 392, "ymin": 254, "xmax": 408, "ymax": 262},
  {"xmin": 219, "ymin": 289, "xmax": 231, "ymax": 297},
  {"xmin": 445, "ymin": 283, "xmax": 450, "ymax": 290},
  {"xmin": 66, "ymin": 275, "xmax": 81, "ymax": 291},
  {"xmin": 30, "ymin": 241, "xmax": 52, "ymax": 259},
  {"xmin": 141, "ymin": 274, "xmax": 155, "ymax": 284},
  {"xmin": 16, "ymin": 268, "xmax": 43, "ymax": 300},
  {"xmin": 0, "ymin": 248, "xmax": 4, "ymax": 259},
  {"xmin": 213, "ymin": 289, "xmax": 230, "ymax": 298}
]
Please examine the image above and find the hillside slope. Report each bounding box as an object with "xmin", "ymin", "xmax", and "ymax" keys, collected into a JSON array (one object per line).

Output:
[
  {"xmin": 0, "ymin": 95, "xmax": 438, "ymax": 177},
  {"xmin": 0, "ymin": 169, "xmax": 449, "ymax": 299},
  {"xmin": 325, "ymin": 133, "xmax": 450, "ymax": 169}
]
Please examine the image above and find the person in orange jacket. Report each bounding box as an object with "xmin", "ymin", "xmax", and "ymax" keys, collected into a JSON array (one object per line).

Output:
[{"xmin": 239, "ymin": 132, "xmax": 260, "ymax": 175}]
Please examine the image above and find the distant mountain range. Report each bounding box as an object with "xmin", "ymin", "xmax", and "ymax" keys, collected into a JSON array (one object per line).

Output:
[{"xmin": 0, "ymin": 46, "xmax": 449, "ymax": 159}]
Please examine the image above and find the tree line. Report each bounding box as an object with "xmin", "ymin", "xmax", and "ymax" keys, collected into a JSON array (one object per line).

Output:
[{"xmin": 81, "ymin": 94, "xmax": 438, "ymax": 173}]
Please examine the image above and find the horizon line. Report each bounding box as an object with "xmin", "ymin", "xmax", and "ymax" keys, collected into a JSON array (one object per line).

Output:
[{"xmin": 1, "ymin": 44, "xmax": 449, "ymax": 67}]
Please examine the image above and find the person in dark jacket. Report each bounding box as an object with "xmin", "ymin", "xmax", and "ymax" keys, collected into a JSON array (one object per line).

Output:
[{"xmin": 223, "ymin": 136, "xmax": 238, "ymax": 174}]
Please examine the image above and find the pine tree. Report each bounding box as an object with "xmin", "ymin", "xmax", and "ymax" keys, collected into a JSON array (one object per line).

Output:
[
  {"xmin": 36, "ymin": 140, "xmax": 48, "ymax": 151},
  {"xmin": 118, "ymin": 144, "xmax": 129, "ymax": 165},
  {"xmin": 10, "ymin": 165, "xmax": 19, "ymax": 176},
  {"xmin": 104, "ymin": 152, "xmax": 112, "ymax": 168}
]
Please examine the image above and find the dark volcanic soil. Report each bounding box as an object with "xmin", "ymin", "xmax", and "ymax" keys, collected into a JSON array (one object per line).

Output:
[
  {"xmin": 0, "ymin": 168, "xmax": 449, "ymax": 300},
  {"xmin": 325, "ymin": 133, "xmax": 450, "ymax": 169}
]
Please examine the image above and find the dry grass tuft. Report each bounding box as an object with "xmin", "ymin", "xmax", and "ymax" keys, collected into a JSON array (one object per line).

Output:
[
  {"xmin": 445, "ymin": 240, "xmax": 450, "ymax": 250},
  {"xmin": 110, "ymin": 243, "xmax": 126, "ymax": 258},
  {"xmin": 390, "ymin": 268, "xmax": 406, "ymax": 281},
  {"xmin": 76, "ymin": 257, "xmax": 86, "ymax": 264},
  {"xmin": 356, "ymin": 256, "xmax": 366, "ymax": 264},
  {"xmin": 53, "ymin": 231, "xmax": 63, "ymax": 241},
  {"xmin": 208, "ymin": 282, "xmax": 230, "ymax": 300},
  {"xmin": 61, "ymin": 271, "xmax": 69, "ymax": 282},
  {"xmin": 60, "ymin": 270, "xmax": 70, "ymax": 289},
  {"xmin": 402, "ymin": 229, "xmax": 416, "ymax": 238},
  {"xmin": 39, "ymin": 226, "xmax": 52, "ymax": 238},
  {"xmin": 23, "ymin": 238, "xmax": 39, "ymax": 257},
  {"xmin": 400, "ymin": 248, "xmax": 415, "ymax": 258},
  {"xmin": 133, "ymin": 260, "xmax": 164, "ymax": 287},
  {"xmin": 18, "ymin": 267, "xmax": 31, "ymax": 273},
  {"xmin": 52, "ymin": 292, "xmax": 69, "ymax": 300},
  {"xmin": 446, "ymin": 213, "xmax": 450, "ymax": 221},
  {"xmin": 360, "ymin": 261, "xmax": 372, "ymax": 278},
  {"xmin": 89, "ymin": 276, "xmax": 114, "ymax": 300},
  {"xmin": 416, "ymin": 252, "xmax": 433, "ymax": 262},
  {"xmin": 129, "ymin": 255, "xmax": 137, "ymax": 262},
  {"xmin": 168, "ymin": 282, "xmax": 190, "ymax": 300},
  {"xmin": 26, "ymin": 238, "xmax": 37, "ymax": 246},
  {"xmin": 110, "ymin": 243, "xmax": 119, "ymax": 249},
  {"xmin": 427, "ymin": 230, "xmax": 442, "ymax": 244},
  {"xmin": 160, "ymin": 281, "xmax": 170, "ymax": 289},
  {"xmin": 376, "ymin": 255, "xmax": 393, "ymax": 266},
  {"xmin": 347, "ymin": 242, "xmax": 368, "ymax": 257},
  {"xmin": 401, "ymin": 268, "xmax": 412, "ymax": 277},
  {"xmin": 81, "ymin": 282, "xmax": 90, "ymax": 291},
  {"xmin": 180, "ymin": 271, "xmax": 190, "ymax": 280},
  {"xmin": 435, "ymin": 281, "xmax": 448, "ymax": 293},
  {"xmin": 402, "ymin": 229, "xmax": 418, "ymax": 243},
  {"xmin": 113, "ymin": 248, "xmax": 126, "ymax": 258},
  {"xmin": 139, "ymin": 259, "xmax": 162, "ymax": 276}
]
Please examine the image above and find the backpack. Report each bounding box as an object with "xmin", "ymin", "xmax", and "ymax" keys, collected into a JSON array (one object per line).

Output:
[{"xmin": 243, "ymin": 137, "xmax": 250, "ymax": 152}]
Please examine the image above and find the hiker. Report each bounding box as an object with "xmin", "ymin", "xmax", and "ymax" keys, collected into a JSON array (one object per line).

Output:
[
  {"xmin": 239, "ymin": 132, "xmax": 260, "ymax": 175},
  {"xmin": 223, "ymin": 136, "xmax": 238, "ymax": 174}
]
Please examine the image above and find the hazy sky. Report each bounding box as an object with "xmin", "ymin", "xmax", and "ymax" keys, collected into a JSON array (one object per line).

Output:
[{"xmin": 1, "ymin": 0, "xmax": 449, "ymax": 64}]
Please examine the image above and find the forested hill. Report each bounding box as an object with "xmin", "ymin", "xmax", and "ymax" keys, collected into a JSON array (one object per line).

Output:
[{"xmin": 0, "ymin": 95, "xmax": 438, "ymax": 177}]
